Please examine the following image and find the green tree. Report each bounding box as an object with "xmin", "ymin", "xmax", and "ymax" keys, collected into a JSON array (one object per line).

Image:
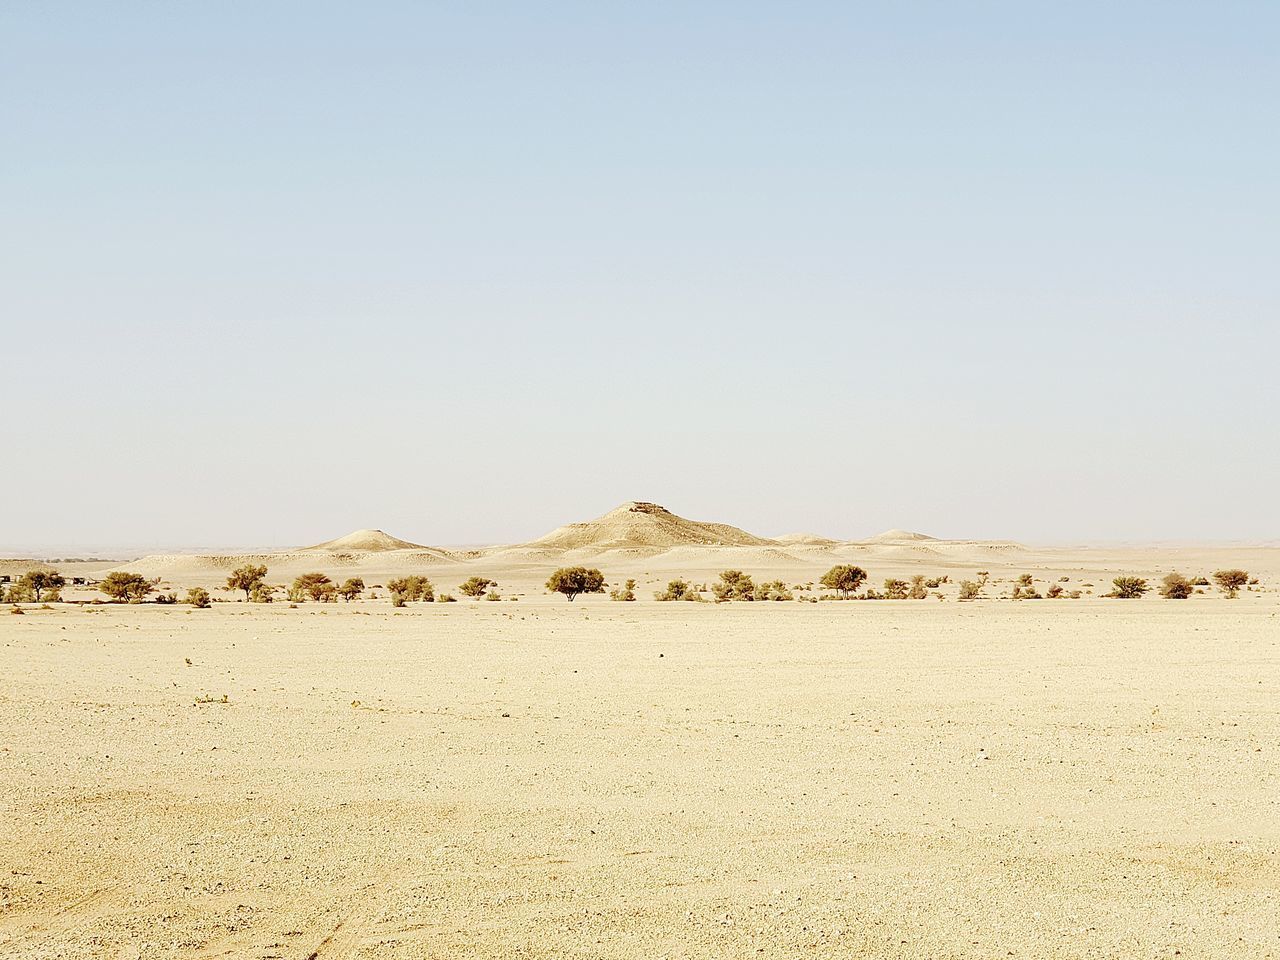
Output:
[
  {"xmin": 546, "ymin": 567, "xmax": 605, "ymax": 602},
  {"xmin": 100, "ymin": 572, "xmax": 157, "ymax": 603},
  {"xmin": 819, "ymin": 565, "xmax": 866, "ymax": 599},
  {"xmin": 337, "ymin": 578, "xmax": 366, "ymax": 602},
  {"xmin": 388, "ymin": 576, "xmax": 433, "ymax": 603},
  {"xmin": 290, "ymin": 572, "xmax": 334, "ymax": 602},
  {"xmin": 19, "ymin": 570, "xmax": 65, "ymax": 602},
  {"xmin": 227, "ymin": 564, "xmax": 268, "ymax": 601}
]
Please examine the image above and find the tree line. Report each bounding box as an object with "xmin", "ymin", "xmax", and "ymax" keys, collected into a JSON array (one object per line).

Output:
[{"xmin": 2, "ymin": 563, "xmax": 1260, "ymax": 607}]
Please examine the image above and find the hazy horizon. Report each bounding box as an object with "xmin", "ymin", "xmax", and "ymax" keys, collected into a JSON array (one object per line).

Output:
[
  {"xmin": 5, "ymin": 2, "xmax": 1277, "ymax": 549},
  {"xmin": 6, "ymin": 500, "xmax": 1280, "ymax": 560}
]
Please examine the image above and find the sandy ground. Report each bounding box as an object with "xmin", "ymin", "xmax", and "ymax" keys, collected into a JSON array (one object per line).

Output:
[{"xmin": 2, "ymin": 598, "xmax": 1278, "ymax": 958}]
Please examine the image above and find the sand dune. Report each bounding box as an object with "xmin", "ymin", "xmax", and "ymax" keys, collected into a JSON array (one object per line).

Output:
[
  {"xmin": 46, "ymin": 510, "xmax": 1273, "ymax": 605},
  {"xmin": 305, "ymin": 528, "xmax": 430, "ymax": 552},
  {"xmin": 775, "ymin": 532, "xmax": 842, "ymax": 547},
  {"xmin": 529, "ymin": 501, "xmax": 775, "ymax": 550},
  {"xmin": 861, "ymin": 528, "xmax": 940, "ymax": 543}
]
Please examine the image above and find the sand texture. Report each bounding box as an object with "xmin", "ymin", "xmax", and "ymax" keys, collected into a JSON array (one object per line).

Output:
[{"xmin": 3, "ymin": 590, "xmax": 1279, "ymax": 958}]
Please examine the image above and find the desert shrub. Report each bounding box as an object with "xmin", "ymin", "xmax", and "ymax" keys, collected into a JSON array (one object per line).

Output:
[
  {"xmin": 655, "ymin": 579, "xmax": 691, "ymax": 601},
  {"xmin": 712, "ymin": 570, "xmax": 755, "ymax": 602},
  {"xmin": 249, "ymin": 583, "xmax": 275, "ymax": 603},
  {"xmin": 486, "ymin": 590, "xmax": 502, "ymax": 601},
  {"xmin": 924, "ymin": 577, "xmax": 942, "ymax": 589},
  {"xmin": 1108, "ymin": 576, "xmax": 1149, "ymax": 599},
  {"xmin": 337, "ymin": 578, "xmax": 365, "ymax": 602},
  {"xmin": 290, "ymin": 572, "xmax": 334, "ymax": 602},
  {"xmin": 154, "ymin": 592, "xmax": 178, "ymax": 604},
  {"xmin": 883, "ymin": 578, "xmax": 908, "ymax": 600},
  {"xmin": 19, "ymin": 570, "xmax": 65, "ymax": 602},
  {"xmin": 546, "ymin": 568, "xmax": 605, "ymax": 602},
  {"xmin": 459, "ymin": 576, "xmax": 494, "ymax": 599},
  {"xmin": 6, "ymin": 582, "xmax": 34, "ymax": 603},
  {"xmin": 1213, "ymin": 569, "xmax": 1249, "ymax": 598},
  {"xmin": 819, "ymin": 565, "xmax": 867, "ymax": 599},
  {"xmin": 1011, "ymin": 575, "xmax": 1041, "ymax": 600},
  {"xmin": 907, "ymin": 575, "xmax": 928, "ymax": 600},
  {"xmin": 99, "ymin": 572, "xmax": 157, "ymax": 603},
  {"xmin": 752, "ymin": 580, "xmax": 793, "ymax": 601},
  {"xmin": 437, "ymin": 593, "xmax": 456, "ymax": 603},
  {"xmin": 186, "ymin": 587, "xmax": 211, "ymax": 608},
  {"xmin": 610, "ymin": 579, "xmax": 637, "ymax": 602},
  {"xmin": 1160, "ymin": 573, "xmax": 1194, "ymax": 600},
  {"xmin": 388, "ymin": 576, "xmax": 433, "ymax": 603},
  {"xmin": 226, "ymin": 564, "xmax": 268, "ymax": 602},
  {"xmin": 958, "ymin": 580, "xmax": 981, "ymax": 601},
  {"xmin": 392, "ymin": 593, "xmax": 406, "ymax": 607},
  {"xmin": 861, "ymin": 587, "xmax": 883, "ymax": 600},
  {"xmin": 1192, "ymin": 575, "xmax": 1210, "ymax": 586},
  {"xmin": 1045, "ymin": 584, "xmax": 1064, "ymax": 599}
]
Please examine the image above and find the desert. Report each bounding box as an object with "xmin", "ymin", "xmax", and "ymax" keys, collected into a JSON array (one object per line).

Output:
[
  {"xmin": 2, "ymin": 502, "xmax": 1278, "ymax": 958},
  {"xmin": 6, "ymin": 3, "xmax": 1277, "ymax": 956}
]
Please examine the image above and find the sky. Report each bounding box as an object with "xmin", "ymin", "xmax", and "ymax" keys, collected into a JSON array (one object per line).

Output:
[{"xmin": 2, "ymin": 1, "xmax": 1277, "ymax": 552}]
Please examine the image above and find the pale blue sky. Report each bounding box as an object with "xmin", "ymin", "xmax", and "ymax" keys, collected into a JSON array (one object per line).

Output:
[{"xmin": 3, "ymin": 2, "xmax": 1276, "ymax": 550}]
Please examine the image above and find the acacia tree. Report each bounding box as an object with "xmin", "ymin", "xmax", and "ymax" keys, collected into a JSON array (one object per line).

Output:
[
  {"xmin": 227, "ymin": 564, "xmax": 268, "ymax": 601},
  {"xmin": 20, "ymin": 570, "xmax": 65, "ymax": 602},
  {"xmin": 1108, "ymin": 576, "xmax": 1149, "ymax": 599},
  {"xmin": 546, "ymin": 567, "xmax": 605, "ymax": 602},
  {"xmin": 290, "ymin": 572, "xmax": 335, "ymax": 602},
  {"xmin": 100, "ymin": 572, "xmax": 157, "ymax": 603},
  {"xmin": 337, "ymin": 578, "xmax": 366, "ymax": 602},
  {"xmin": 388, "ymin": 576, "xmax": 433, "ymax": 603},
  {"xmin": 819, "ymin": 565, "xmax": 866, "ymax": 599},
  {"xmin": 1213, "ymin": 569, "xmax": 1249, "ymax": 598}
]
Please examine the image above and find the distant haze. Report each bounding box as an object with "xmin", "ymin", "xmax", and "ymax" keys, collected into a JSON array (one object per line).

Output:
[{"xmin": 3, "ymin": 3, "xmax": 1276, "ymax": 551}]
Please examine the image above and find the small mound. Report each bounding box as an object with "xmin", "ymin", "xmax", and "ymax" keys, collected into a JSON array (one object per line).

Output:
[
  {"xmin": 775, "ymin": 532, "xmax": 841, "ymax": 547},
  {"xmin": 529, "ymin": 502, "xmax": 774, "ymax": 551},
  {"xmin": 305, "ymin": 529, "xmax": 428, "ymax": 552},
  {"xmin": 863, "ymin": 528, "xmax": 938, "ymax": 543}
]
